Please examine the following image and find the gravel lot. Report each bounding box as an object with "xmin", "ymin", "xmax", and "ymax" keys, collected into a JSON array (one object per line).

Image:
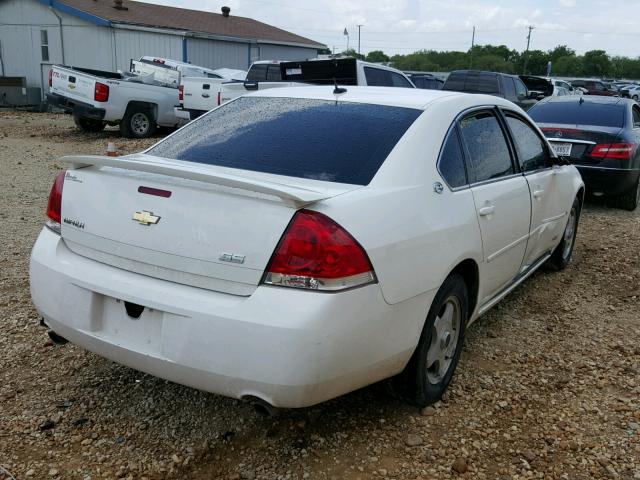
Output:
[{"xmin": 0, "ymin": 111, "xmax": 638, "ymax": 480}]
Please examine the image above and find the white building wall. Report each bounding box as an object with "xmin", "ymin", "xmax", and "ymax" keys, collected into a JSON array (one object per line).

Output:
[
  {"xmin": 258, "ymin": 44, "xmax": 317, "ymax": 62},
  {"xmin": 113, "ymin": 28, "xmax": 183, "ymax": 72},
  {"xmin": 186, "ymin": 38, "xmax": 249, "ymax": 70}
]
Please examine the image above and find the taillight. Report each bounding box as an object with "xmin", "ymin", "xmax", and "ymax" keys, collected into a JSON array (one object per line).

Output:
[
  {"xmin": 591, "ymin": 142, "xmax": 637, "ymax": 160},
  {"xmin": 262, "ymin": 210, "xmax": 375, "ymax": 291},
  {"xmin": 217, "ymin": 91, "xmax": 221, "ymax": 106},
  {"xmin": 178, "ymin": 84, "xmax": 184, "ymax": 102},
  {"xmin": 46, "ymin": 171, "xmax": 66, "ymax": 234},
  {"xmin": 48, "ymin": 69, "xmax": 53, "ymax": 87},
  {"xmin": 94, "ymin": 82, "xmax": 109, "ymax": 102}
]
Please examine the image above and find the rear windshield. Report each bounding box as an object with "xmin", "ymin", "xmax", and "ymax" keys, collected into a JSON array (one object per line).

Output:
[
  {"xmin": 528, "ymin": 101, "xmax": 625, "ymax": 128},
  {"xmin": 148, "ymin": 97, "xmax": 422, "ymax": 185}
]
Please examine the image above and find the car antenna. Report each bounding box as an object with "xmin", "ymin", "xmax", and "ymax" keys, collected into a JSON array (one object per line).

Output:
[
  {"xmin": 579, "ymin": 96, "xmax": 584, "ymax": 104},
  {"xmin": 333, "ymin": 77, "xmax": 347, "ymax": 95}
]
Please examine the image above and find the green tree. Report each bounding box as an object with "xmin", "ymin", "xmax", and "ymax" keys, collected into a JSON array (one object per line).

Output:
[
  {"xmin": 583, "ymin": 50, "xmax": 611, "ymax": 77},
  {"xmin": 548, "ymin": 45, "xmax": 576, "ymax": 63},
  {"xmin": 340, "ymin": 49, "xmax": 365, "ymax": 60},
  {"xmin": 522, "ymin": 50, "xmax": 549, "ymax": 75},
  {"xmin": 365, "ymin": 50, "xmax": 390, "ymax": 63},
  {"xmin": 553, "ymin": 55, "xmax": 583, "ymax": 76}
]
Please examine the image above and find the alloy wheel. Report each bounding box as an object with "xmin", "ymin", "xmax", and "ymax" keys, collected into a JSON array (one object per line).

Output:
[{"xmin": 426, "ymin": 296, "xmax": 461, "ymax": 384}]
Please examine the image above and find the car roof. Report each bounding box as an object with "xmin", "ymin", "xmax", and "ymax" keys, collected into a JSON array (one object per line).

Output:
[{"xmin": 244, "ymin": 85, "xmax": 513, "ymax": 110}]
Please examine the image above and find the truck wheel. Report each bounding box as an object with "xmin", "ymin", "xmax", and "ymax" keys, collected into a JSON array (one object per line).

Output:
[
  {"xmin": 73, "ymin": 116, "xmax": 106, "ymax": 133},
  {"xmin": 386, "ymin": 274, "xmax": 468, "ymax": 407},
  {"xmin": 120, "ymin": 107, "xmax": 156, "ymax": 138},
  {"xmin": 611, "ymin": 177, "xmax": 640, "ymax": 211}
]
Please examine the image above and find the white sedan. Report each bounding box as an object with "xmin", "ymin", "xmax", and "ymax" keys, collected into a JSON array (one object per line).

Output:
[{"xmin": 30, "ymin": 87, "xmax": 584, "ymax": 410}]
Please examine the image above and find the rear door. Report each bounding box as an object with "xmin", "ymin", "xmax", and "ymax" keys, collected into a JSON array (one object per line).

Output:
[
  {"xmin": 501, "ymin": 110, "xmax": 571, "ymax": 267},
  {"xmin": 459, "ymin": 109, "xmax": 531, "ymax": 302}
]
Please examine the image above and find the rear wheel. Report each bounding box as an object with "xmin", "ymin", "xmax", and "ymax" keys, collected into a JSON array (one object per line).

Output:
[
  {"xmin": 120, "ymin": 107, "xmax": 156, "ymax": 138},
  {"xmin": 547, "ymin": 196, "xmax": 580, "ymax": 270},
  {"xmin": 387, "ymin": 274, "xmax": 468, "ymax": 407},
  {"xmin": 73, "ymin": 115, "xmax": 106, "ymax": 132},
  {"xmin": 611, "ymin": 176, "xmax": 640, "ymax": 211}
]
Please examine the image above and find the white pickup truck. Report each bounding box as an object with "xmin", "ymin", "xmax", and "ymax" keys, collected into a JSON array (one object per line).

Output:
[
  {"xmin": 47, "ymin": 57, "xmax": 224, "ymax": 138},
  {"xmin": 175, "ymin": 57, "xmax": 416, "ymax": 121}
]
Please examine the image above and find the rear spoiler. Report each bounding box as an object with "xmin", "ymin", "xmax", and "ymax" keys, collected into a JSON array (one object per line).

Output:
[{"xmin": 62, "ymin": 155, "xmax": 333, "ymax": 205}]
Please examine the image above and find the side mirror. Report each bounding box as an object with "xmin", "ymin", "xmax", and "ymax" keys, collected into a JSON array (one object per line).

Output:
[
  {"xmin": 552, "ymin": 155, "xmax": 571, "ymax": 166},
  {"xmin": 528, "ymin": 91, "xmax": 539, "ymax": 99}
]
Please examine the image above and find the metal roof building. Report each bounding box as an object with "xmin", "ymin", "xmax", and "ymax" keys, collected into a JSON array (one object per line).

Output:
[{"xmin": 0, "ymin": 0, "xmax": 324, "ymax": 100}]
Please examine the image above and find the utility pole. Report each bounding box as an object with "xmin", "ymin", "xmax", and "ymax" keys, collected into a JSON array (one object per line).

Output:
[
  {"xmin": 523, "ymin": 25, "xmax": 534, "ymax": 74},
  {"xmin": 469, "ymin": 25, "xmax": 476, "ymax": 68},
  {"xmin": 357, "ymin": 24, "xmax": 363, "ymax": 55},
  {"xmin": 344, "ymin": 27, "xmax": 349, "ymax": 52}
]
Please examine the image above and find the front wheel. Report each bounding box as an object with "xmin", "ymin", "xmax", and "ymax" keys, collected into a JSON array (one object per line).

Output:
[
  {"xmin": 546, "ymin": 196, "xmax": 581, "ymax": 271},
  {"xmin": 388, "ymin": 274, "xmax": 468, "ymax": 407},
  {"xmin": 120, "ymin": 107, "xmax": 156, "ymax": 138}
]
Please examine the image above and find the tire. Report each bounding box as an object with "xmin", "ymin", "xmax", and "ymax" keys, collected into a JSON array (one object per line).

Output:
[
  {"xmin": 387, "ymin": 274, "xmax": 468, "ymax": 407},
  {"xmin": 73, "ymin": 115, "xmax": 106, "ymax": 132},
  {"xmin": 610, "ymin": 176, "xmax": 640, "ymax": 211},
  {"xmin": 120, "ymin": 107, "xmax": 156, "ymax": 138},
  {"xmin": 546, "ymin": 196, "xmax": 581, "ymax": 271}
]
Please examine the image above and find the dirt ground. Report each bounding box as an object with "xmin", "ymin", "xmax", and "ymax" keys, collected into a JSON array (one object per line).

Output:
[{"xmin": 0, "ymin": 111, "xmax": 638, "ymax": 480}]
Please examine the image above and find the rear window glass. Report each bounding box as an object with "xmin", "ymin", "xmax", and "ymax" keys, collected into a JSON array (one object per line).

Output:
[
  {"xmin": 148, "ymin": 97, "xmax": 422, "ymax": 185},
  {"xmin": 528, "ymin": 101, "xmax": 625, "ymax": 128}
]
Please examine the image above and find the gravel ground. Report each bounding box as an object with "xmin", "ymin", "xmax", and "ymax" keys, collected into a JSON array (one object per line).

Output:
[{"xmin": 0, "ymin": 111, "xmax": 638, "ymax": 480}]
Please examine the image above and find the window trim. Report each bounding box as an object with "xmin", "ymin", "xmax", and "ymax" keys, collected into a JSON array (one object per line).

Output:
[
  {"xmin": 456, "ymin": 106, "xmax": 519, "ymax": 186},
  {"xmin": 630, "ymin": 104, "xmax": 640, "ymax": 130},
  {"xmin": 40, "ymin": 29, "xmax": 49, "ymax": 62},
  {"xmin": 498, "ymin": 108, "xmax": 554, "ymax": 174},
  {"xmin": 436, "ymin": 124, "xmax": 470, "ymax": 192}
]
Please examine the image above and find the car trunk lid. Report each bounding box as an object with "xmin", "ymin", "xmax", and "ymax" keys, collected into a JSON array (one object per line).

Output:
[
  {"xmin": 60, "ymin": 154, "xmax": 360, "ymax": 296},
  {"xmin": 540, "ymin": 123, "xmax": 624, "ymax": 166}
]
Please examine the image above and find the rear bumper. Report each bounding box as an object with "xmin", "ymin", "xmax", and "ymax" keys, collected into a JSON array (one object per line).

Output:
[
  {"xmin": 46, "ymin": 93, "xmax": 105, "ymax": 121},
  {"xmin": 173, "ymin": 106, "xmax": 205, "ymax": 122},
  {"xmin": 29, "ymin": 228, "xmax": 432, "ymax": 408},
  {"xmin": 575, "ymin": 166, "xmax": 640, "ymax": 196}
]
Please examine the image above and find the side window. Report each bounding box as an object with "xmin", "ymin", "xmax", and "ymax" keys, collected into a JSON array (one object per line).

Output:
[
  {"xmin": 364, "ymin": 67, "xmax": 390, "ymax": 86},
  {"xmin": 459, "ymin": 111, "xmax": 514, "ymax": 183},
  {"xmin": 444, "ymin": 73, "xmax": 465, "ymax": 90},
  {"xmin": 632, "ymin": 106, "xmax": 640, "ymax": 128},
  {"xmin": 246, "ymin": 64, "xmax": 267, "ymax": 82},
  {"xmin": 514, "ymin": 79, "xmax": 527, "ymax": 98},
  {"xmin": 477, "ymin": 73, "xmax": 499, "ymax": 93},
  {"xmin": 504, "ymin": 113, "xmax": 549, "ymax": 172},
  {"xmin": 438, "ymin": 128, "xmax": 467, "ymax": 188},
  {"xmin": 503, "ymin": 77, "xmax": 516, "ymax": 99},
  {"xmin": 266, "ymin": 65, "xmax": 282, "ymax": 81},
  {"xmin": 389, "ymin": 72, "xmax": 413, "ymax": 88}
]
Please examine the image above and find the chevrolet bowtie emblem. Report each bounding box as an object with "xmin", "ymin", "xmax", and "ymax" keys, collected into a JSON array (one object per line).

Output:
[{"xmin": 132, "ymin": 210, "xmax": 160, "ymax": 226}]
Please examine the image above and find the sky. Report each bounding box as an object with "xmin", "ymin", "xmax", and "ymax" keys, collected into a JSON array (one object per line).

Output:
[{"xmin": 137, "ymin": 0, "xmax": 640, "ymax": 58}]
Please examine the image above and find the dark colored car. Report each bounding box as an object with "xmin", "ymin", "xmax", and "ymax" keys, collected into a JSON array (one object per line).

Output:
[
  {"xmin": 407, "ymin": 73, "xmax": 444, "ymax": 90},
  {"xmin": 443, "ymin": 70, "xmax": 543, "ymax": 110},
  {"xmin": 528, "ymin": 96, "xmax": 640, "ymax": 210},
  {"xmin": 569, "ymin": 80, "xmax": 619, "ymax": 97}
]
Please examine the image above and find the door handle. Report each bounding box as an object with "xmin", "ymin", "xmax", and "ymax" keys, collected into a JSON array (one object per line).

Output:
[
  {"xmin": 533, "ymin": 189, "xmax": 545, "ymax": 198},
  {"xmin": 201, "ymin": 93, "xmax": 210, "ymax": 98},
  {"xmin": 478, "ymin": 205, "xmax": 495, "ymax": 216}
]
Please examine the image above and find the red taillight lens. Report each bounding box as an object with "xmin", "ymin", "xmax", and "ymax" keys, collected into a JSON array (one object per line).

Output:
[
  {"xmin": 591, "ymin": 142, "xmax": 637, "ymax": 160},
  {"xmin": 46, "ymin": 171, "xmax": 66, "ymax": 232},
  {"xmin": 94, "ymin": 82, "xmax": 109, "ymax": 102},
  {"xmin": 263, "ymin": 210, "xmax": 375, "ymax": 291},
  {"xmin": 178, "ymin": 84, "xmax": 184, "ymax": 102},
  {"xmin": 48, "ymin": 69, "xmax": 53, "ymax": 87}
]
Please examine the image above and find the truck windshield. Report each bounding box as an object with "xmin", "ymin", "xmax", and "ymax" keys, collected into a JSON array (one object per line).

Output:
[{"xmin": 147, "ymin": 96, "xmax": 422, "ymax": 185}]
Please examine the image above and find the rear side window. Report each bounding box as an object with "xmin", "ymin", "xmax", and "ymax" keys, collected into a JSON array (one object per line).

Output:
[
  {"xmin": 504, "ymin": 113, "xmax": 549, "ymax": 172},
  {"xmin": 514, "ymin": 79, "xmax": 527, "ymax": 98},
  {"xmin": 528, "ymin": 101, "xmax": 625, "ymax": 128},
  {"xmin": 438, "ymin": 129, "xmax": 467, "ymax": 188},
  {"xmin": 364, "ymin": 67, "xmax": 390, "ymax": 86},
  {"xmin": 266, "ymin": 65, "xmax": 281, "ymax": 81},
  {"xmin": 459, "ymin": 111, "xmax": 514, "ymax": 183},
  {"xmin": 444, "ymin": 72, "xmax": 465, "ymax": 91},
  {"xmin": 503, "ymin": 77, "xmax": 516, "ymax": 99},
  {"xmin": 464, "ymin": 73, "xmax": 499, "ymax": 94},
  {"xmin": 246, "ymin": 64, "xmax": 267, "ymax": 82},
  {"xmin": 148, "ymin": 97, "xmax": 422, "ymax": 185},
  {"xmin": 389, "ymin": 72, "xmax": 413, "ymax": 88},
  {"xmin": 632, "ymin": 106, "xmax": 640, "ymax": 128}
]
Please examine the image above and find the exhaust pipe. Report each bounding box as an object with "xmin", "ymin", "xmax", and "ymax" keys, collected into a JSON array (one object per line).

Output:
[
  {"xmin": 47, "ymin": 330, "xmax": 69, "ymax": 345},
  {"xmin": 242, "ymin": 396, "xmax": 279, "ymax": 417}
]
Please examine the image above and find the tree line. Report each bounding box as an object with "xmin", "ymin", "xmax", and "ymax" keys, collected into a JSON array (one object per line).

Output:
[{"xmin": 324, "ymin": 45, "xmax": 640, "ymax": 79}]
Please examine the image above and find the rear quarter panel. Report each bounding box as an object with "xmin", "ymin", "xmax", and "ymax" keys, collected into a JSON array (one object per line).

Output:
[{"xmin": 316, "ymin": 97, "xmax": 484, "ymax": 307}]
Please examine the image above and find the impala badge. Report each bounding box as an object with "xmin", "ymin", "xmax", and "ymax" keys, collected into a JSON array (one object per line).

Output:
[{"xmin": 132, "ymin": 210, "xmax": 160, "ymax": 226}]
